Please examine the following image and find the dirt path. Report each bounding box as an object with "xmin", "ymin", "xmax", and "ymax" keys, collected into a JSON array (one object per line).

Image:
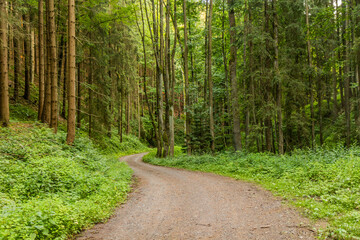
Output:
[{"xmin": 77, "ymin": 153, "xmax": 316, "ymax": 240}]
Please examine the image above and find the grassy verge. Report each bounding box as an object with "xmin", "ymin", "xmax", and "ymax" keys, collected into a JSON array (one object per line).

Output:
[
  {"xmin": 144, "ymin": 147, "xmax": 360, "ymax": 239},
  {"xmin": 0, "ymin": 119, "xmax": 148, "ymax": 239}
]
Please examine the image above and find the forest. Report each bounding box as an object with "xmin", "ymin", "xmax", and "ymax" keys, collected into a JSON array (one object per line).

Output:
[{"xmin": 1, "ymin": 0, "xmax": 360, "ymax": 239}]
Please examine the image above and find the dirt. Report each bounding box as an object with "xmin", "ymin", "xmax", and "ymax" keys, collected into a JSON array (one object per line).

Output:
[{"xmin": 77, "ymin": 153, "xmax": 317, "ymax": 240}]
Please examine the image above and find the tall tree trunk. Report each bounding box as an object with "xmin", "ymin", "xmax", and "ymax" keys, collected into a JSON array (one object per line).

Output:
[
  {"xmin": 77, "ymin": 62, "xmax": 81, "ymax": 128},
  {"xmin": 38, "ymin": 0, "xmax": 45, "ymax": 120},
  {"xmin": 31, "ymin": 30, "xmax": 35, "ymax": 84},
  {"xmin": 23, "ymin": 14, "xmax": 30, "ymax": 100},
  {"xmin": 345, "ymin": 0, "xmax": 351, "ymax": 147},
  {"xmin": 169, "ymin": 0, "xmax": 177, "ymax": 157},
  {"xmin": 163, "ymin": 0, "xmax": 171, "ymax": 158},
  {"xmin": 305, "ymin": 0, "xmax": 315, "ymax": 148},
  {"xmin": 61, "ymin": 47, "xmax": 67, "ymax": 118},
  {"xmin": 183, "ymin": 0, "xmax": 191, "ymax": 154},
  {"xmin": 273, "ymin": 0, "xmax": 283, "ymax": 154},
  {"xmin": 228, "ymin": 0, "xmax": 241, "ymax": 151},
  {"xmin": 208, "ymin": 0, "xmax": 215, "ymax": 152},
  {"xmin": 42, "ymin": 0, "xmax": 51, "ymax": 123},
  {"xmin": 138, "ymin": 0, "xmax": 159, "ymax": 149},
  {"xmin": 264, "ymin": 0, "xmax": 272, "ymax": 152},
  {"xmin": 66, "ymin": 0, "xmax": 76, "ymax": 144},
  {"xmin": 49, "ymin": 0, "xmax": 58, "ymax": 132},
  {"xmin": 0, "ymin": 0, "xmax": 9, "ymax": 126},
  {"xmin": 13, "ymin": 32, "xmax": 19, "ymax": 101}
]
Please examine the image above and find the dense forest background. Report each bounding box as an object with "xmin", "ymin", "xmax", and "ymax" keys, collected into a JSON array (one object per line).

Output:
[{"xmin": 1, "ymin": 0, "xmax": 360, "ymax": 156}]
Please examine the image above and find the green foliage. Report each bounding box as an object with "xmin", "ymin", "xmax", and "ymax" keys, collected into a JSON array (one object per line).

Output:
[
  {"xmin": 145, "ymin": 147, "xmax": 360, "ymax": 239},
  {"xmin": 0, "ymin": 124, "xmax": 133, "ymax": 239},
  {"xmin": 10, "ymin": 103, "xmax": 37, "ymax": 122},
  {"xmin": 94, "ymin": 131, "xmax": 150, "ymax": 156}
]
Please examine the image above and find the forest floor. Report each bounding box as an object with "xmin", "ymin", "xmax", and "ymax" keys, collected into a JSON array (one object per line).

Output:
[{"xmin": 77, "ymin": 153, "xmax": 318, "ymax": 240}]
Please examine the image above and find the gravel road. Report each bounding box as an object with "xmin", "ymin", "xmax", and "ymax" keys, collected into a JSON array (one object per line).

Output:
[{"xmin": 77, "ymin": 153, "xmax": 316, "ymax": 240}]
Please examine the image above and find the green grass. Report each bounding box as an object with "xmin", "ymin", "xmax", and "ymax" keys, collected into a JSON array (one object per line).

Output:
[
  {"xmin": 144, "ymin": 147, "xmax": 360, "ymax": 239},
  {"xmin": 0, "ymin": 119, "xmax": 148, "ymax": 239}
]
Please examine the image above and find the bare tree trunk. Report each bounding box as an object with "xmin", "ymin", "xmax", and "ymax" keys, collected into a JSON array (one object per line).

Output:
[
  {"xmin": 77, "ymin": 62, "xmax": 81, "ymax": 128},
  {"xmin": 66, "ymin": 0, "xmax": 76, "ymax": 144},
  {"xmin": 13, "ymin": 31, "xmax": 19, "ymax": 101},
  {"xmin": 61, "ymin": 47, "xmax": 67, "ymax": 118},
  {"xmin": 49, "ymin": 0, "xmax": 58, "ymax": 132},
  {"xmin": 23, "ymin": 14, "xmax": 30, "ymax": 100},
  {"xmin": 183, "ymin": 0, "xmax": 191, "ymax": 155},
  {"xmin": 163, "ymin": 0, "xmax": 171, "ymax": 158},
  {"xmin": 228, "ymin": 0, "xmax": 242, "ymax": 151},
  {"xmin": 208, "ymin": 0, "xmax": 215, "ymax": 152},
  {"xmin": 31, "ymin": 30, "xmax": 35, "ymax": 84},
  {"xmin": 273, "ymin": 0, "xmax": 283, "ymax": 154},
  {"xmin": 169, "ymin": 0, "xmax": 177, "ymax": 157},
  {"xmin": 0, "ymin": 0, "xmax": 9, "ymax": 126},
  {"xmin": 305, "ymin": 0, "xmax": 315, "ymax": 148},
  {"xmin": 42, "ymin": 0, "xmax": 51, "ymax": 123},
  {"xmin": 345, "ymin": 0, "xmax": 351, "ymax": 147},
  {"xmin": 38, "ymin": 0, "xmax": 45, "ymax": 120}
]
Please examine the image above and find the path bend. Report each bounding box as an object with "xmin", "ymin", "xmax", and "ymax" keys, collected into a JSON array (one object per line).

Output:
[{"xmin": 77, "ymin": 153, "xmax": 315, "ymax": 240}]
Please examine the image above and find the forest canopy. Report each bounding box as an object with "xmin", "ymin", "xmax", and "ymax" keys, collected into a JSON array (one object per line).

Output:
[{"xmin": 0, "ymin": 0, "xmax": 359, "ymax": 156}]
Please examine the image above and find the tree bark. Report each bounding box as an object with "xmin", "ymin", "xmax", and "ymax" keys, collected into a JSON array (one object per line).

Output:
[
  {"xmin": 66, "ymin": 0, "xmax": 76, "ymax": 144},
  {"xmin": 0, "ymin": 0, "xmax": 9, "ymax": 126},
  {"xmin": 228, "ymin": 0, "xmax": 242, "ymax": 151},
  {"xmin": 208, "ymin": 0, "xmax": 215, "ymax": 153},
  {"xmin": 13, "ymin": 31, "xmax": 19, "ymax": 101},
  {"xmin": 183, "ymin": 0, "xmax": 191, "ymax": 154},
  {"xmin": 273, "ymin": 0, "xmax": 283, "ymax": 154},
  {"xmin": 77, "ymin": 62, "xmax": 81, "ymax": 128},
  {"xmin": 345, "ymin": 0, "xmax": 351, "ymax": 147},
  {"xmin": 49, "ymin": 0, "xmax": 58, "ymax": 132},
  {"xmin": 23, "ymin": 14, "xmax": 30, "ymax": 100},
  {"xmin": 305, "ymin": 0, "xmax": 315, "ymax": 148},
  {"xmin": 38, "ymin": 0, "xmax": 45, "ymax": 120}
]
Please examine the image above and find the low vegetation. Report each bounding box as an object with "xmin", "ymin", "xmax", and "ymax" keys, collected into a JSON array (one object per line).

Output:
[
  {"xmin": 144, "ymin": 147, "xmax": 360, "ymax": 239},
  {"xmin": 0, "ymin": 113, "xmax": 148, "ymax": 239}
]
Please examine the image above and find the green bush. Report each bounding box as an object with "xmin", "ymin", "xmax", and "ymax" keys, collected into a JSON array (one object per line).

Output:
[{"xmin": 0, "ymin": 124, "xmax": 133, "ymax": 239}]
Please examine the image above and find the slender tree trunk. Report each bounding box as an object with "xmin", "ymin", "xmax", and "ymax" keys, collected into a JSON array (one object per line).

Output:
[
  {"xmin": 49, "ymin": 0, "xmax": 58, "ymax": 132},
  {"xmin": 208, "ymin": 0, "xmax": 215, "ymax": 153},
  {"xmin": 169, "ymin": 0, "xmax": 177, "ymax": 157},
  {"xmin": 38, "ymin": 0, "xmax": 45, "ymax": 120},
  {"xmin": 126, "ymin": 89, "xmax": 131, "ymax": 134},
  {"xmin": 31, "ymin": 30, "xmax": 35, "ymax": 84},
  {"xmin": 183, "ymin": 0, "xmax": 191, "ymax": 154},
  {"xmin": 305, "ymin": 0, "xmax": 315, "ymax": 148},
  {"xmin": 13, "ymin": 33, "xmax": 19, "ymax": 101},
  {"xmin": 42, "ymin": 0, "xmax": 51, "ymax": 123},
  {"xmin": 264, "ymin": 0, "xmax": 272, "ymax": 152},
  {"xmin": 23, "ymin": 14, "xmax": 30, "ymax": 100},
  {"xmin": 345, "ymin": 0, "xmax": 351, "ymax": 147},
  {"xmin": 163, "ymin": 0, "xmax": 171, "ymax": 158},
  {"xmin": 273, "ymin": 0, "xmax": 283, "ymax": 154},
  {"xmin": 228, "ymin": 0, "xmax": 241, "ymax": 151},
  {"xmin": 66, "ymin": 0, "xmax": 76, "ymax": 144},
  {"xmin": 77, "ymin": 62, "xmax": 81, "ymax": 128},
  {"xmin": 0, "ymin": 0, "xmax": 9, "ymax": 126},
  {"xmin": 61, "ymin": 47, "xmax": 67, "ymax": 118},
  {"xmin": 138, "ymin": 0, "xmax": 159, "ymax": 148}
]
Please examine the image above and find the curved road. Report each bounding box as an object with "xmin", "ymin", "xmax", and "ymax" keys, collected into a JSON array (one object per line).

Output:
[{"xmin": 78, "ymin": 153, "xmax": 315, "ymax": 240}]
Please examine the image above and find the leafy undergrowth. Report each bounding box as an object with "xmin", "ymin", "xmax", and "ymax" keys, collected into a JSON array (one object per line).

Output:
[
  {"xmin": 0, "ymin": 123, "xmax": 139, "ymax": 239},
  {"xmin": 144, "ymin": 147, "xmax": 360, "ymax": 239}
]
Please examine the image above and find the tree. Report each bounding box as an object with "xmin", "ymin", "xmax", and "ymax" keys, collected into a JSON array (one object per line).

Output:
[
  {"xmin": 49, "ymin": 0, "xmax": 58, "ymax": 132},
  {"xmin": 228, "ymin": 0, "xmax": 241, "ymax": 151},
  {"xmin": 66, "ymin": 0, "xmax": 76, "ymax": 144},
  {"xmin": 0, "ymin": 0, "xmax": 9, "ymax": 126},
  {"xmin": 38, "ymin": 0, "xmax": 45, "ymax": 120}
]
